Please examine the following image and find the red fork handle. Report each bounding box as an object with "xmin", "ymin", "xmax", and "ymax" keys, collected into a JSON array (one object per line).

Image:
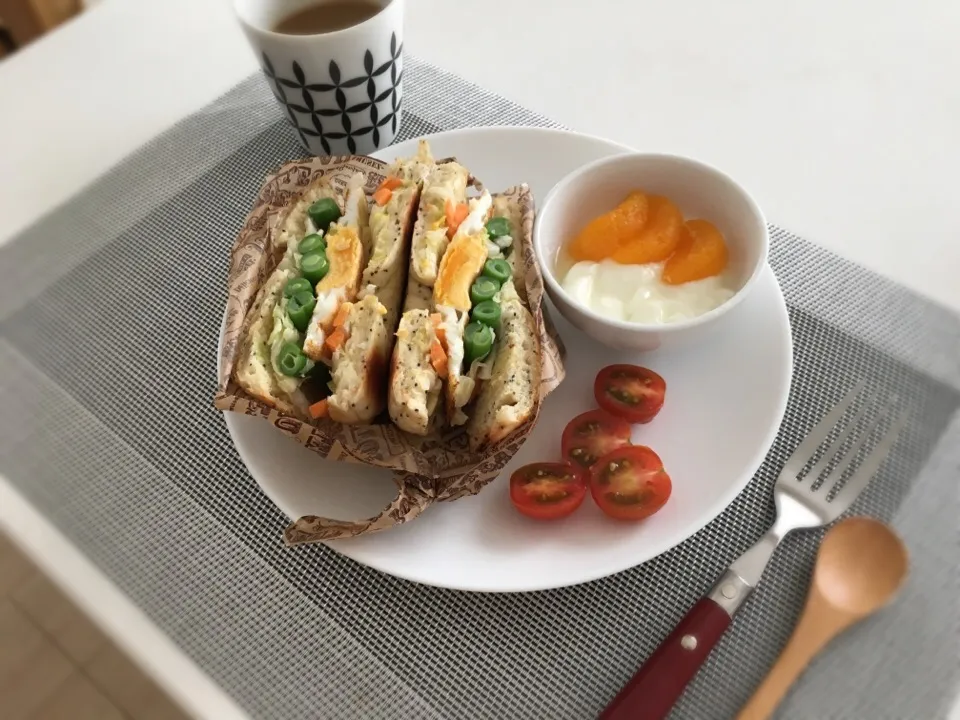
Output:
[{"xmin": 599, "ymin": 597, "xmax": 732, "ymax": 720}]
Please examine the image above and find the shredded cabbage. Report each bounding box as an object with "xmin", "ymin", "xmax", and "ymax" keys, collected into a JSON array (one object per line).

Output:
[
  {"xmin": 414, "ymin": 227, "xmax": 451, "ymax": 279},
  {"xmin": 276, "ymin": 237, "xmax": 300, "ymax": 271},
  {"xmin": 268, "ymin": 297, "xmax": 306, "ymax": 394},
  {"xmin": 470, "ymin": 357, "xmax": 494, "ymax": 381},
  {"xmin": 438, "ymin": 306, "xmax": 464, "ymax": 377},
  {"xmin": 339, "ymin": 173, "xmax": 365, "ymax": 228},
  {"xmin": 422, "ymin": 180, "xmax": 459, "ymax": 209},
  {"xmin": 456, "ymin": 377, "xmax": 476, "ymax": 409},
  {"xmin": 366, "ymin": 203, "xmax": 393, "ymax": 283}
]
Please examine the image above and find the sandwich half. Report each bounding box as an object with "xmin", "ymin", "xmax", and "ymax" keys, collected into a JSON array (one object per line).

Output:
[
  {"xmin": 433, "ymin": 185, "xmax": 539, "ymax": 444},
  {"xmin": 386, "ymin": 145, "xmax": 476, "ymax": 435},
  {"xmin": 234, "ymin": 177, "xmax": 345, "ymax": 418},
  {"xmin": 463, "ymin": 187, "xmax": 539, "ymax": 448},
  {"xmin": 234, "ymin": 166, "xmax": 418, "ymax": 424},
  {"xmin": 322, "ymin": 149, "xmax": 431, "ymax": 422},
  {"xmin": 387, "ymin": 182, "xmax": 538, "ymax": 439}
]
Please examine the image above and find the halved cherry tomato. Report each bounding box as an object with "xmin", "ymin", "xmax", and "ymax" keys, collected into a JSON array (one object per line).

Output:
[
  {"xmin": 589, "ymin": 446, "xmax": 671, "ymax": 521},
  {"xmin": 561, "ymin": 409, "xmax": 632, "ymax": 471},
  {"xmin": 509, "ymin": 462, "xmax": 587, "ymax": 520},
  {"xmin": 594, "ymin": 364, "xmax": 666, "ymax": 424}
]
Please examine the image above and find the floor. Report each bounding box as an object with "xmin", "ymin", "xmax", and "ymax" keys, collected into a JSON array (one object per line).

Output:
[{"xmin": 0, "ymin": 531, "xmax": 190, "ymax": 720}]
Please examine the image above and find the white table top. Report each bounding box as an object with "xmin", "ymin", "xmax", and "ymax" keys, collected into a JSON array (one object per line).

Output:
[{"xmin": 1, "ymin": 0, "xmax": 958, "ymax": 717}]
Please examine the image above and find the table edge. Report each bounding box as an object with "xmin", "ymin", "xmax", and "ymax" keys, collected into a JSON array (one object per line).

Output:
[{"xmin": 0, "ymin": 477, "xmax": 250, "ymax": 720}]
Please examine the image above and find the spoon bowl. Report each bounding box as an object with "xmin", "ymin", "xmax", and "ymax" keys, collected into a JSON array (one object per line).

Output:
[{"xmin": 814, "ymin": 516, "xmax": 909, "ymax": 616}]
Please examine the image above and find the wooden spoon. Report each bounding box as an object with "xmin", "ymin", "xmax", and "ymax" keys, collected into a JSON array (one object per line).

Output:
[{"xmin": 737, "ymin": 516, "xmax": 908, "ymax": 720}]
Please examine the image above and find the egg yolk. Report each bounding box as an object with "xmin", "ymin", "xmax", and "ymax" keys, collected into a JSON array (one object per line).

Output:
[{"xmin": 662, "ymin": 219, "xmax": 729, "ymax": 285}]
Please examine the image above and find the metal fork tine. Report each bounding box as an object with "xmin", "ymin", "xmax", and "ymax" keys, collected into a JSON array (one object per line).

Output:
[
  {"xmin": 818, "ymin": 406, "xmax": 888, "ymax": 496},
  {"xmin": 802, "ymin": 392, "xmax": 876, "ymax": 490},
  {"xmin": 825, "ymin": 409, "xmax": 909, "ymax": 518},
  {"xmin": 779, "ymin": 381, "xmax": 865, "ymax": 483}
]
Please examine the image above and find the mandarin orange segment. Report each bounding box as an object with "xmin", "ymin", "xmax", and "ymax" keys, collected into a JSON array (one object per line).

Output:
[
  {"xmin": 610, "ymin": 196, "xmax": 683, "ymax": 264},
  {"xmin": 568, "ymin": 191, "xmax": 650, "ymax": 261},
  {"xmin": 661, "ymin": 219, "xmax": 729, "ymax": 284}
]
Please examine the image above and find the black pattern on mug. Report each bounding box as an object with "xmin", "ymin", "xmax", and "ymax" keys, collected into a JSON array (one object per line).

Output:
[{"xmin": 260, "ymin": 33, "xmax": 403, "ymax": 154}]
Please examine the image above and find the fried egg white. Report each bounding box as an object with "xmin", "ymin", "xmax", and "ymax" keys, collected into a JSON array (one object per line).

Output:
[{"xmin": 302, "ymin": 287, "xmax": 346, "ymax": 361}]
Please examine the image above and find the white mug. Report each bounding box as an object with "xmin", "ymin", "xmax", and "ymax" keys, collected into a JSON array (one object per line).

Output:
[{"xmin": 234, "ymin": 0, "xmax": 405, "ymax": 156}]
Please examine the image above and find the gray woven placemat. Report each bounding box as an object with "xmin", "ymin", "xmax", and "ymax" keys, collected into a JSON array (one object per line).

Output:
[{"xmin": 1, "ymin": 56, "xmax": 958, "ymax": 720}]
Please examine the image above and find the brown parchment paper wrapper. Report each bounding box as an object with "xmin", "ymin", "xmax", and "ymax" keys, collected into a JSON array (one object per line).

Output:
[{"xmin": 215, "ymin": 154, "xmax": 566, "ymax": 545}]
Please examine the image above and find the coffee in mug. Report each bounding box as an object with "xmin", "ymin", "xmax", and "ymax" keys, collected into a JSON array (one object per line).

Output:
[
  {"xmin": 234, "ymin": 0, "xmax": 405, "ymax": 156},
  {"xmin": 272, "ymin": 1, "xmax": 383, "ymax": 35}
]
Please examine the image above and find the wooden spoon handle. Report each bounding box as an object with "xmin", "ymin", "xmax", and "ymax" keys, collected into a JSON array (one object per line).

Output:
[
  {"xmin": 737, "ymin": 594, "xmax": 850, "ymax": 720},
  {"xmin": 599, "ymin": 598, "xmax": 731, "ymax": 720}
]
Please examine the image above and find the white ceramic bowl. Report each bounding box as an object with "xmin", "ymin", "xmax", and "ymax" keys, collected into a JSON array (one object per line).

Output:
[{"xmin": 533, "ymin": 153, "xmax": 769, "ymax": 351}]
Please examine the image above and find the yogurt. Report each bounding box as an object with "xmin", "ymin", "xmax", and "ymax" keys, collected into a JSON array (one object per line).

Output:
[{"xmin": 561, "ymin": 259, "xmax": 735, "ymax": 325}]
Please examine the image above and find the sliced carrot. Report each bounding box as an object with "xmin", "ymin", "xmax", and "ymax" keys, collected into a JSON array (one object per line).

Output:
[
  {"xmin": 373, "ymin": 187, "xmax": 393, "ymax": 206},
  {"xmin": 325, "ymin": 326, "xmax": 347, "ymax": 352},
  {"xmin": 375, "ymin": 176, "xmax": 403, "ymax": 193},
  {"xmin": 444, "ymin": 199, "xmax": 454, "ymax": 230},
  {"xmin": 445, "ymin": 199, "xmax": 470, "ymax": 239},
  {"xmin": 429, "ymin": 313, "xmax": 447, "ymax": 347},
  {"xmin": 332, "ymin": 303, "xmax": 351, "ymax": 328},
  {"xmin": 308, "ymin": 399, "xmax": 329, "ymax": 419},
  {"xmin": 430, "ymin": 339, "xmax": 448, "ymax": 377}
]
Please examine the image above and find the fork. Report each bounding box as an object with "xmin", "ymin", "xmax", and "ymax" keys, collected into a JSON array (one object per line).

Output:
[{"xmin": 598, "ymin": 383, "xmax": 908, "ymax": 720}]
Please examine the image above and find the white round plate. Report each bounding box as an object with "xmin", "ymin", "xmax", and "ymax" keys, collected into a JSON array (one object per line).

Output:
[{"xmin": 224, "ymin": 127, "xmax": 792, "ymax": 592}]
